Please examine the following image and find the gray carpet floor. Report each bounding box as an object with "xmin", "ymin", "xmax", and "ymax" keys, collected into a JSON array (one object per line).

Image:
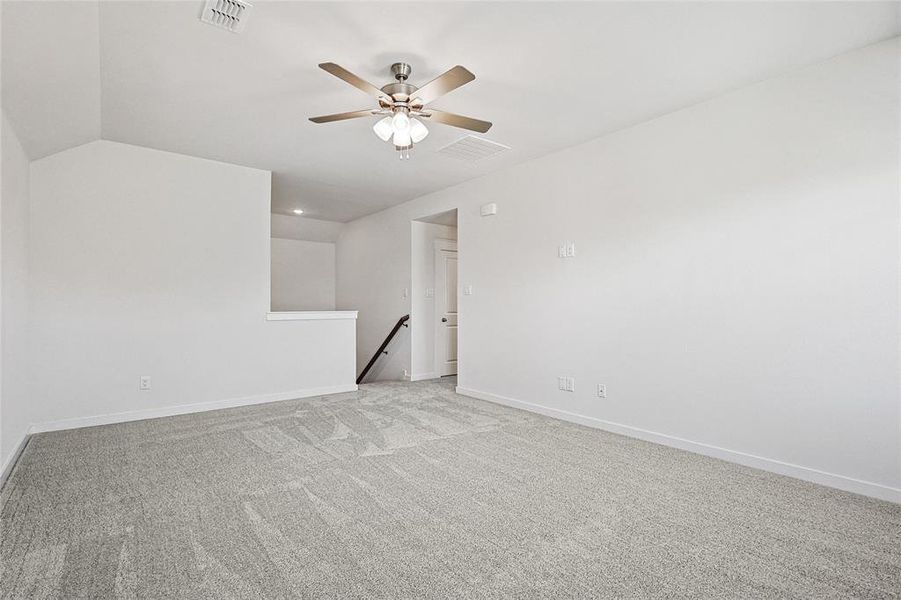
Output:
[{"xmin": 1, "ymin": 378, "xmax": 899, "ymax": 599}]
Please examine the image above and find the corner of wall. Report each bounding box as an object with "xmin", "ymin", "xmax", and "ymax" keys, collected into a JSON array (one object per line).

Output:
[{"xmin": 1, "ymin": 110, "xmax": 33, "ymax": 471}]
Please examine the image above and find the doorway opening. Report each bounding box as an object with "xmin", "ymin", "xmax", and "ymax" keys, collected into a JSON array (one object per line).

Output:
[{"xmin": 410, "ymin": 209, "xmax": 458, "ymax": 381}]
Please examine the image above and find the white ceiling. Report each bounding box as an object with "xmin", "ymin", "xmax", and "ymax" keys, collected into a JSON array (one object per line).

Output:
[
  {"xmin": 1, "ymin": 1, "xmax": 101, "ymax": 159},
  {"xmin": 416, "ymin": 209, "xmax": 458, "ymax": 228},
  {"xmin": 3, "ymin": 1, "xmax": 899, "ymax": 222}
]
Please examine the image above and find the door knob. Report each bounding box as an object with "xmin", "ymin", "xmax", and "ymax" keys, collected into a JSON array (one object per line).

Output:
[{"xmin": 441, "ymin": 317, "xmax": 448, "ymax": 322}]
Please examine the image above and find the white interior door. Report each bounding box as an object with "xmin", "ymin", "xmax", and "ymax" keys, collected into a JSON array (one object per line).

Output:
[{"xmin": 434, "ymin": 240, "xmax": 458, "ymax": 377}]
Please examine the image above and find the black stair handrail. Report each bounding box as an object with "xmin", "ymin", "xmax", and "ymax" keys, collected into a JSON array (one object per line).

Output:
[{"xmin": 357, "ymin": 314, "xmax": 410, "ymax": 385}]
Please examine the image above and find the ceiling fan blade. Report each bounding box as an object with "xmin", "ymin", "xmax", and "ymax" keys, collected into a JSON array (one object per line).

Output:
[
  {"xmin": 309, "ymin": 109, "xmax": 377, "ymax": 124},
  {"xmin": 412, "ymin": 66, "xmax": 475, "ymax": 105},
  {"xmin": 419, "ymin": 109, "xmax": 492, "ymax": 133},
  {"xmin": 319, "ymin": 63, "xmax": 391, "ymax": 103}
]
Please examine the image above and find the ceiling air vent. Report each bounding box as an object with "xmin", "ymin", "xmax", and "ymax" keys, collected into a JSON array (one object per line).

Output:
[
  {"xmin": 200, "ymin": 0, "xmax": 252, "ymax": 33},
  {"xmin": 437, "ymin": 135, "xmax": 511, "ymax": 162}
]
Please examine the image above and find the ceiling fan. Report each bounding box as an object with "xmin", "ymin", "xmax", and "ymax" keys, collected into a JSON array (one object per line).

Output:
[{"xmin": 309, "ymin": 62, "xmax": 492, "ymax": 159}]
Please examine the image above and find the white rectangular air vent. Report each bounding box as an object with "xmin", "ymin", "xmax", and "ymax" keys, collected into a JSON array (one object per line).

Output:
[
  {"xmin": 201, "ymin": 0, "xmax": 252, "ymax": 33},
  {"xmin": 437, "ymin": 135, "xmax": 510, "ymax": 162}
]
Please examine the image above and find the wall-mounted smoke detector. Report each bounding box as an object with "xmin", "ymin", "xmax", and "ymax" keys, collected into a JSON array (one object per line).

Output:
[
  {"xmin": 200, "ymin": 0, "xmax": 252, "ymax": 33},
  {"xmin": 437, "ymin": 135, "xmax": 511, "ymax": 162}
]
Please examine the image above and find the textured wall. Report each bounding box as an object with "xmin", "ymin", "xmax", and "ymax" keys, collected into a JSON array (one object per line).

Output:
[
  {"xmin": 1, "ymin": 113, "xmax": 31, "ymax": 469},
  {"xmin": 27, "ymin": 141, "xmax": 356, "ymax": 428},
  {"xmin": 336, "ymin": 40, "xmax": 900, "ymax": 497}
]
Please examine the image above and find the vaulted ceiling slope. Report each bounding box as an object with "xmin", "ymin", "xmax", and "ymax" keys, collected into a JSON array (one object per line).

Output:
[{"xmin": 3, "ymin": 1, "xmax": 899, "ymax": 222}]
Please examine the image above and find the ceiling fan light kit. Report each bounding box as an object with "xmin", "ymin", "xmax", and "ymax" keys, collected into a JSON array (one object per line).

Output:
[
  {"xmin": 310, "ymin": 61, "xmax": 492, "ymax": 160},
  {"xmin": 373, "ymin": 116, "xmax": 393, "ymax": 142}
]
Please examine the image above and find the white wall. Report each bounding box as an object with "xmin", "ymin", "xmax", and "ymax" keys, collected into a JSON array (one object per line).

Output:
[
  {"xmin": 1, "ymin": 112, "xmax": 31, "ymax": 470},
  {"xmin": 337, "ymin": 209, "xmax": 411, "ymax": 381},
  {"xmin": 410, "ymin": 221, "xmax": 456, "ymax": 379},
  {"xmin": 271, "ymin": 213, "xmax": 344, "ymax": 243},
  {"xmin": 270, "ymin": 237, "xmax": 336, "ymax": 311},
  {"xmin": 27, "ymin": 141, "xmax": 356, "ymax": 429},
  {"xmin": 336, "ymin": 39, "xmax": 900, "ymax": 500}
]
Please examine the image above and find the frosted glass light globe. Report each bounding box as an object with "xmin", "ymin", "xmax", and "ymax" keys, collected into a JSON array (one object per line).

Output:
[
  {"xmin": 391, "ymin": 111, "xmax": 411, "ymax": 133},
  {"xmin": 372, "ymin": 116, "xmax": 393, "ymax": 142},
  {"xmin": 410, "ymin": 118, "xmax": 429, "ymax": 143},
  {"xmin": 393, "ymin": 130, "xmax": 412, "ymax": 147}
]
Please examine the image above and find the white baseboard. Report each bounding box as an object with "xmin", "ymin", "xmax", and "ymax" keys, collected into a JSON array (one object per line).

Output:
[
  {"xmin": 28, "ymin": 383, "xmax": 359, "ymax": 435},
  {"xmin": 456, "ymin": 386, "xmax": 901, "ymax": 504},
  {"xmin": 410, "ymin": 372, "xmax": 438, "ymax": 382},
  {"xmin": 0, "ymin": 431, "xmax": 30, "ymax": 489}
]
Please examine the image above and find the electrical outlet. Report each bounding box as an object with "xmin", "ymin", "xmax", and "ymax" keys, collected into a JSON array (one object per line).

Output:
[
  {"xmin": 597, "ymin": 384, "xmax": 607, "ymax": 398},
  {"xmin": 425, "ymin": 288, "xmax": 435, "ymax": 298},
  {"xmin": 558, "ymin": 376, "xmax": 575, "ymax": 392},
  {"xmin": 139, "ymin": 376, "xmax": 152, "ymax": 391},
  {"xmin": 559, "ymin": 242, "xmax": 576, "ymax": 258},
  {"xmin": 463, "ymin": 285, "xmax": 473, "ymax": 296}
]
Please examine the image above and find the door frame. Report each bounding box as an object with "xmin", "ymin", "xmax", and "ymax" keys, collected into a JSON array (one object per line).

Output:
[{"xmin": 433, "ymin": 238, "xmax": 458, "ymax": 377}]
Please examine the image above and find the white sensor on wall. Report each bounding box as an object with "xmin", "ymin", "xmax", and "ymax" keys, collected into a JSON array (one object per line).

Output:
[
  {"xmin": 480, "ymin": 203, "xmax": 497, "ymax": 217},
  {"xmin": 200, "ymin": 0, "xmax": 252, "ymax": 33}
]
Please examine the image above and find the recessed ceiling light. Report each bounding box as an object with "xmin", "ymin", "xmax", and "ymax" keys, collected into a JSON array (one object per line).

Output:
[{"xmin": 293, "ymin": 209, "xmax": 304, "ymax": 215}]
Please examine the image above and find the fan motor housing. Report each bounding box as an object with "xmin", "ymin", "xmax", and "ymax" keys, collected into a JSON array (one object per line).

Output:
[
  {"xmin": 382, "ymin": 62, "xmax": 418, "ymax": 102},
  {"xmin": 381, "ymin": 82, "xmax": 417, "ymax": 99}
]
